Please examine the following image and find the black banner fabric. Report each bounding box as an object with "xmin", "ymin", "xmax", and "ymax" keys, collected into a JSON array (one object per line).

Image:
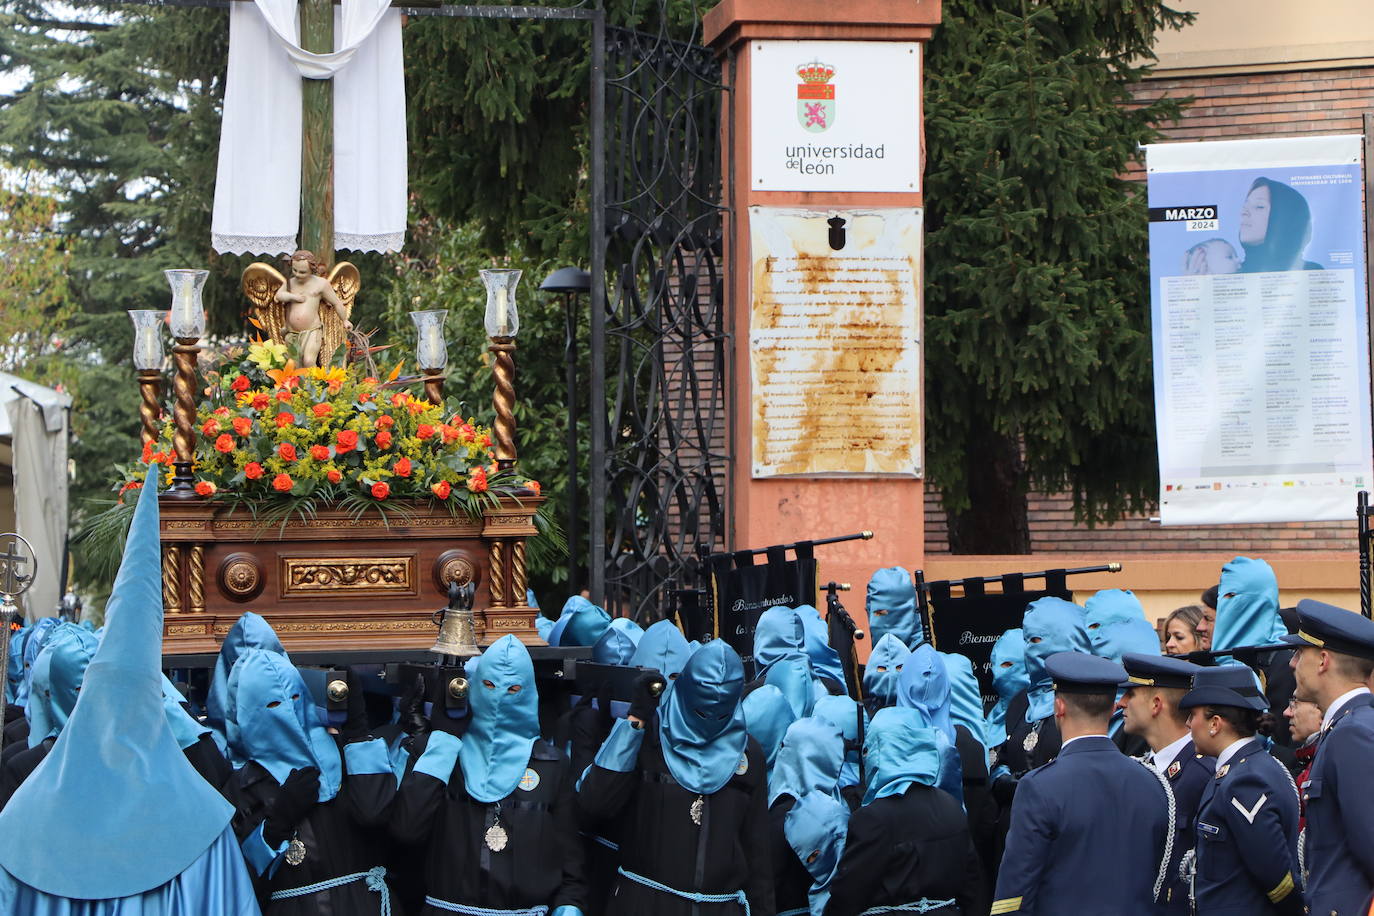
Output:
[
  {"xmin": 708, "ymin": 553, "xmax": 818, "ymax": 675},
  {"xmin": 929, "ymin": 587, "xmax": 1072, "ymax": 707}
]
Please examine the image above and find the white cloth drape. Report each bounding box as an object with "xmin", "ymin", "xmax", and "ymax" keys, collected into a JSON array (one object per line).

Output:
[
  {"xmin": 211, "ymin": 0, "xmax": 406, "ymax": 256},
  {"xmin": 5, "ymin": 399, "xmax": 68, "ymax": 622}
]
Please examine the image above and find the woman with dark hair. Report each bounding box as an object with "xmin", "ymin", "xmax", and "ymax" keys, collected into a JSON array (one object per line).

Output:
[
  {"xmin": 1238, "ymin": 177, "xmax": 1323, "ymax": 273},
  {"xmin": 1163, "ymin": 605, "xmax": 1205, "ymax": 656}
]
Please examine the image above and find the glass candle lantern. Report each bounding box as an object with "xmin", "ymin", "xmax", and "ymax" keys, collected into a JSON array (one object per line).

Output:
[
  {"xmin": 128, "ymin": 310, "xmax": 165, "ymax": 370},
  {"xmin": 165, "ymin": 269, "xmax": 209, "ymax": 340},
  {"xmin": 410, "ymin": 310, "xmax": 449, "ymax": 370},
  {"xmin": 480, "ymin": 269, "xmax": 522, "ymax": 338}
]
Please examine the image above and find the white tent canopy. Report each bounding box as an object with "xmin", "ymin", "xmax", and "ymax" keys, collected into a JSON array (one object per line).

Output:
[{"xmin": 0, "ymin": 372, "xmax": 72, "ymax": 621}]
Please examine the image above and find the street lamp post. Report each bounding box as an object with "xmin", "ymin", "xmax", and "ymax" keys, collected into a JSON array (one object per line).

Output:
[{"xmin": 539, "ymin": 267, "xmax": 591, "ymax": 593}]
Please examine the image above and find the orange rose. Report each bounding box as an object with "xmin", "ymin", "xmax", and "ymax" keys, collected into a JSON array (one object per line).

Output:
[
  {"xmin": 251, "ymin": 393, "xmax": 270, "ymax": 410},
  {"xmin": 374, "ymin": 430, "xmax": 393, "ymax": 450},
  {"xmin": 479, "ymin": 434, "xmax": 491, "ymax": 448},
  {"xmin": 194, "ymin": 480, "xmax": 217, "ymax": 497},
  {"xmin": 371, "ymin": 481, "xmax": 390, "ymax": 499},
  {"xmin": 275, "ymin": 412, "xmax": 295, "ymax": 429},
  {"xmin": 213, "ymin": 407, "xmax": 230, "ymax": 417},
  {"xmin": 467, "ymin": 467, "xmax": 488, "ymax": 493},
  {"xmin": 214, "ymin": 434, "xmax": 235, "ymax": 454},
  {"xmin": 527, "ymin": 480, "xmax": 541, "ymax": 496},
  {"xmin": 393, "ymin": 457, "xmax": 412, "ymax": 477},
  {"xmin": 278, "ymin": 443, "xmax": 297, "ymax": 462},
  {"xmin": 272, "ymin": 473, "xmax": 293, "ymax": 492},
  {"xmin": 232, "ymin": 417, "xmax": 252, "ymax": 436},
  {"xmin": 141, "ymin": 439, "xmax": 155, "ymax": 464},
  {"xmin": 431, "ymin": 480, "xmax": 451, "ymax": 499},
  {"xmin": 417, "ymin": 424, "xmax": 436, "ymax": 441},
  {"xmin": 230, "ymin": 375, "xmax": 251, "ymax": 392},
  {"xmin": 312, "ymin": 403, "xmax": 332, "ymax": 418},
  {"xmin": 309, "ymin": 445, "xmax": 330, "ymax": 461},
  {"xmin": 244, "ymin": 462, "xmax": 264, "ymax": 480},
  {"xmin": 390, "ymin": 393, "xmax": 408, "ymax": 407},
  {"xmin": 201, "ymin": 420, "xmax": 219, "ymax": 438},
  {"xmin": 336, "ymin": 429, "xmax": 358, "ymax": 452},
  {"xmin": 363, "ymin": 377, "xmax": 379, "ymax": 386},
  {"xmin": 376, "ymin": 414, "xmax": 395, "ymax": 430},
  {"xmin": 440, "ymin": 425, "xmax": 459, "ymax": 444},
  {"xmin": 275, "ymin": 390, "xmax": 292, "ymax": 403},
  {"xmin": 326, "ymin": 468, "xmax": 342, "ymax": 484}
]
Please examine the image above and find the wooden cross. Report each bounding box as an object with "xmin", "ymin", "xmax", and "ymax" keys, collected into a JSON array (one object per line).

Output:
[{"xmin": 299, "ymin": 0, "xmax": 334, "ymax": 267}]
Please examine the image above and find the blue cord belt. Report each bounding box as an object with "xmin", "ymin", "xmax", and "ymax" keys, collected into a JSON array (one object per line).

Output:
[
  {"xmin": 270, "ymin": 865, "xmax": 391, "ymax": 915},
  {"xmin": 863, "ymin": 899, "xmax": 958, "ymax": 914},
  {"xmin": 617, "ymin": 866, "xmax": 750, "ymax": 915},
  {"xmin": 423, "ymin": 897, "xmax": 549, "ymax": 915}
]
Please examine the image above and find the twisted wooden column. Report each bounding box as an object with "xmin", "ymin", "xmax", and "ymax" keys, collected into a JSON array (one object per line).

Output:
[
  {"xmin": 169, "ymin": 340, "xmax": 199, "ymax": 495},
  {"xmin": 489, "ymin": 540, "xmax": 507, "ymax": 607},
  {"xmin": 511, "ymin": 540, "xmax": 528, "ymax": 603},
  {"xmin": 488, "ymin": 337, "xmax": 517, "ymax": 471},
  {"xmin": 137, "ymin": 369, "xmax": 162, "ymax": 446},
  {"xmin": 188, "ymin": 544, "xmax": 206, "ymax": 615},
  {"xmin": 162, "ymin": 545, "xmax": 182, "ymax": 613}
]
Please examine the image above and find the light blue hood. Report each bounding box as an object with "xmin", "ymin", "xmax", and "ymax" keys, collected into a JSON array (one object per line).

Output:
[
  {"xmin": 795, "ymin": 604, "xmax": 847, "ymax": 684},
  {"xmin": 862, "ymin": 633, "xmax": 911, "ymax": 709},
  {"xmin": 769, "ymin": 717, "xmax": 844, "ymax": 806},
  {"xmin": 985, "ymin": 628, "xmax": 1028, "ymax": 748},
  {"xmin": 896, "ymin": 643, "xmax": 955, "ymax": 744},
  {"xmin": 742, "ymin": 684, "xmax": 794, "ymax": 769},
  {"xmin": 460, "ymin": 635, "xmax": 541, "ymax": 803},
  {"xmin": 753, "ymin": 606, "xmax": 807, "ymax": 675},
  {"xmin": 658, "ymin": 640, "xmax": 748, "ymax": 795},
  {"xmin": 784, "ymin": 791, "xmax": 850, "ymax": 916},
  {"xmin": 863, "ymin": 708, "xmax": 942, "ymax": 806},
  {"xmin": 865, "ymin": 566, "xmax": 921, "ymax": 647},
  {"xmin": 1023, "ymin": 598, "xmax": 1090, "ymax": 722},
  {"xmin": 207, "ymin": 611, "xmax": 286, "ymax": 758},
  {"xmin": 26, "ymin": 624, "xmax": 99, "ymax": 748},
  {"xmin": 1213, "ymin": 557, "xmax": 1285, "ymax": 652},
  {"xmin": 16, "ymin": 617, "xmax": 60, "ymax": 708},
  {"xmin": 941, "ymin": 652, "xmax": 988, "ymax": 751},
  {"xmin": 631, "ymin": 619, "xmax": 692, "ymax": 680},
  {"xmin": 592, "ymin": 618, "xmax": 642, "ymax": 665},
  {"xmin": 229, "ymin": 647, "xmax": 343, "ymax": 802},
  {"xmin": 812, "ymin": 694, "xmax": 867, "ymax": 788},
  {"xmin": 548, "ymin": 596, "xmax": 613, "ymax": 647},
  {"xmin": 765, "ymin": 654, "xmax": 819, "ymax": 720},
  {"xmin": 161, "ymin": 675, "xmax": 211, "ymax": 751},
  {"xmin": 1085, "ymin": 590, "xmax": 1150, "ymax": 661}
]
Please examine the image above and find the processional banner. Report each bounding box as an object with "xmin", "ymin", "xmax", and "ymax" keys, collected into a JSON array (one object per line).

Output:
[{"xmin": 1145, "ymin": 135, "xmax": 1372, "ymax": 525}]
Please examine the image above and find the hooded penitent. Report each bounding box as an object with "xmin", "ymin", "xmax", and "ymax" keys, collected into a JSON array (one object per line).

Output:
[
  {"xmin": 0, "ymin": 471, "xmax": 245, "ymax": 903},
  {"xmin": 1085, "ymin": 590, "xmax": 1155, "ymax": 662},
  {"xmin": 811, "ymin": 695, "xmax": 866, "ymax": 788},
  {"xmin": 862, "ymin": 633, "xmax": 911, "ymax": 709},
  {"xmin": 460, "ymin": 635, "xmax": 541, "ymax": 802},
  {"xmin": 794, "ymin": 604, "xmax": 847, "ymax": 684},
  {"xmin": 783, "ymin": 791, "xmax": 850, "ymax": 916},
  {"xmin": 229, "ymin": 647, "xmax": 344, "ymax": 802},
  {"xmin": 1213, "ymin": 556, "xmax": 1285, "ymax": 652},
  {"xmin": 6, "ymin": 626, "xmax": 27, "ymax": 705},
  {"xmin": 161, "ymin": 675, "xmax": 211, "ymax": 751},
  {"xmin": 658, "ymin": 639, "xmax": 748, "ymax": 795},
  {"xmin": 592, "ymin": 618, "xmax": 642, "ymax": 666},
  {"xmin": 15, "ymin": 616, "xmax": 60, "ymax": 708},
  {"xmin": 769, "ymin": 717, "xmax": 844, "ymax": 807},
  {"xmin": 862, "ymin": 708, "xmax": 943, "ymax": 806},
  {"xmin": 547, "ymin": 596, "xmax": 613, "ymax": 648},
  {"xmin": 941, "ymin": 652, "xmax": 988, "ymax": 752},
  {"xmin": 1022, "ymin": 597, "xmax": 1090, "ymax": 722},
  {"xmin": 765, "ymin": 654, "xmax": 819, "ymax": 720},
  {"xmin": 742, "ymin": 684, "xmax": 794, "ymax": 770},
  {"xmin": 26, "ymin": 624, "xmax": 99, "ymax": 747},
  {"xmin": 865, "ymin": 566, "xmax": 921, "ymax": 648},
  {"xmin": 985, "ymin": 629, "xmax": 1028, "ymax": 749},
  {"xmin": 631, "ymin": 619, "xmax": 693, "ymax": 681},
  {"xmin": 896, "ymin": 643, "xmax": 955, "ymax": 744},
  {"xmin": 753, "ymin": 606, "xmax": 807, "ymax": 676},
  {"xmin": 206, "ymin": 611, "xmax": 286, "ymax": 756}
]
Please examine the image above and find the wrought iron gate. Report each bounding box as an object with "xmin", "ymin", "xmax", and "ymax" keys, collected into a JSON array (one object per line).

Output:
[{"xmin": 591, "ymin": 7, "xmax": 731, "ymax": 622}]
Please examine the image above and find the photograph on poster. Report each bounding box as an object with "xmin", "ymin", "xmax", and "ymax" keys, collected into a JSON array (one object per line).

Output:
[{"xmin": 1147, "ymin": 142, "xmax": 1372, "ymax": 526}]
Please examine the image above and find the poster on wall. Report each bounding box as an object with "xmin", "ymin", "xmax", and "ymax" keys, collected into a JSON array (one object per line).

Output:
[
  {"xmin": 750, "ymin": 41, "xmax": 921, "ymax": 193},
  {"xmin": 749, "ymin": 206, "xmax": 923, "ymax": 478},
  {"xmin": 1145, "ymin": 135, "xmax": 1372, "ymax": 525}
]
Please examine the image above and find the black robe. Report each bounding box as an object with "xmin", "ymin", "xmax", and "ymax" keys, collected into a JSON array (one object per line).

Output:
[
  {"xmin": 391, "ymin": 735, "xmax": 587, "ymax": 914},
  {"xmin": 995, "ymin": 691, "xmax": 1061, "ymax": 776},
  {"xmin": 769, "ymin": 795, "xmax": 816, "ymax": 916},
  {"xmin": 824, "ymin": 783, "xmax": 984, "ymax": 916},
  {"xmin": 563, "ymin": 698, "xmax": 622, "ymax": 916},
  {"xmin": 578, "ymin": 723, "xmax": 776, "ymax": 916},
  {"xmin": 227, "ymin": 751, "xmax": 398, "ymax": 915}
]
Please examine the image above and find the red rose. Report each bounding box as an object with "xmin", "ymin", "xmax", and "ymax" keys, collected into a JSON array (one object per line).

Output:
[
  {"xmin": 441, "ymin": 425, "xmax": 459, "ymax": 444},
  {"xmin": 278, "ymin": 443, "xmax": 297, "ymax": 462},
  {"xmin": 244, "ymin": 462, "xmax": 264, "ymax": 480},
  {"xmin": 141, "ymin": 439, "xmax": 154, "ymax": 464},
  {"xmin": 376, "ymin": 414, "xmax": 395, "ymax": 430},
  {"xmin": 336, "ymin": 429, "xmax": 358, "ymax": 452},
  {"xmin": 371, "ymin": 481, "xmax": 390, "ymax": 499},
  {"xmin": 232, "ymin": 417, "xmax": 252, "ymax": 437},
  {"xmin": 326, "ymin": 468, "xmax": 342, "ymax": 484},
  {"xmin": 275, "ymin": 412, "xmax": 294, "ymax": 429},
  {"xmin": 390, "ymin": 393, "xmax": 407, "ymax": 407},
  {"xmin": 467, "ymin": 467, "xmax": 488, "ymax": 493},
  {"xmin": 214, "ymin": 434, "xmax": 235, "ymax": 454},
  {"xmin": 312, "ymin": 403, "xmax": 332, "ymax": 418},
  {"xmin": 230, "ymin": 375, "xmax": 251, "ymax": 392},
  {"xmin": 417, "ymin": 424, "xmax": 436, "ymax": 441},
  {"xmin": 374, "ymin": 430, "xmax": 393, "ymax": 450},
  {"xmin": 431, "ymin": 480, "xmax": 451, "ymax": 500},
  {"xmin": 213, "ymin": 407, "xmax": 230, "ymax": 417},
  {"xmin": 275, "ymin": 390, "xmax": 292, "ymax": 402},
  {"xmin": 194, "ymin": 481, "xmax": 217, "ymax": 497},
  {"xmin": 251, "ymin": 393, "xmax": 270, "ymax": 410},
  {"xmin": 527, "ymin": 480, "xmax": 541, "ymax": 496},
  {"xmin": 358, "ymin": 393, "xmax": 372, "ymax": 404},
  {"xmin": 393, "ymin": 457, "xmax": 412, "ymax": 477},
  {"xmin": 272, "ymin": 473, "xmax": 294, "ymax": 492},
  {"xmin": 309, "ymin": 445, "xmax": 330, "ymax": 461},
  {"xmin": 201, "ymin": 420, "xmax": 219, "ymax": 438}
]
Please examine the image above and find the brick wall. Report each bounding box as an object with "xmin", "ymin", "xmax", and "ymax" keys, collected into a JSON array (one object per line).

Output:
[{"xmin": 924, "ymin": 63, "xmax": 1373, "ymax": 556}]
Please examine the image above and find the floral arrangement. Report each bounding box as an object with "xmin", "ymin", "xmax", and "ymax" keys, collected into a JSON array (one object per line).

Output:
[{"xmin": 111, "ymin": 338, "xmax": 539, "ymax": 516}]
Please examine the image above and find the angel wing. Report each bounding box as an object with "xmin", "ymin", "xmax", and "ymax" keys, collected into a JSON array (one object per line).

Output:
[
  {"xmin": 320, "ymin": 261, "xmax": 361, "ymax": 367},
  {"xmin": 241, "ymin": 262, "xmax": 288, "ymax": 345}
]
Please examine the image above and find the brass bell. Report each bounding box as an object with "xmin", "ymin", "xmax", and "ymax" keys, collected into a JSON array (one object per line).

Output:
[{"xmin": 431, "ymin": 581, "xmax": 480, "ymax": 659}]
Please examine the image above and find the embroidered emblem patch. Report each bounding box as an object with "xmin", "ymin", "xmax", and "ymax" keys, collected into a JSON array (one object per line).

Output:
[
  {"xmin": 1167, "ymin": 761, "xmax": 1181, "ymax": 779},
  {"xmin": 518, "ymin": 767, "xmax": 540, "ymax": 791},
  {"xmin": 1215, "ymin": 764, "xmax": 1230, "ymax": 780}
]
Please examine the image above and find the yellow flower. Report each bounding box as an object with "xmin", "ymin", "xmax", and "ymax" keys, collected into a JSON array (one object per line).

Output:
[{"xmin": 248, "ymin": 340, "xmax": 288, "ymax": 370}]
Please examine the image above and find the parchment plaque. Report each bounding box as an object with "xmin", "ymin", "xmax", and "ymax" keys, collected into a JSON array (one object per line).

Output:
[{"xmin": 749, "ymin": 207, "xmax": 923, "ymax": 478}]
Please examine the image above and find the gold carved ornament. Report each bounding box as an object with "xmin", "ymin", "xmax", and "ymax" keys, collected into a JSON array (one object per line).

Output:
[
  {"xmin": 241, "ymin": 260, "xmax": 360, "ymax": 366},
  {"xmin": 282, "ymin": 557, "xmax": 414, "ymax": 595}
]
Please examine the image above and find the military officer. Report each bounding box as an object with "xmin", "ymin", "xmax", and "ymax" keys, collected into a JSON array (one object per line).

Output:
[
  {"xmin": 991, "ymin": 652, "xmax": 1172, "ymax": 916},
  {"xmin": 1118, "ymin": 652, "xmax": 1214, "ymax": 915},
  {"xmin": 1279, "ymin": 599, "xmax": 1374, "ymax": 914},
  {"xmin": 1179, "ymin": 665, "xmax": 1302, "ymax": 915}
]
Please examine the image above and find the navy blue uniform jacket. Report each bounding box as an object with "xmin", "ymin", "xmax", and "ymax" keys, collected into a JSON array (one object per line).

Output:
[
  {"xmin": 991, "ymin": 735, "xmax": 1170, "ymax": 916},
  {"xmin": 1160, "ymin": 739, "xmax": 1214, "ymax": 915},
  {"xmin": 1303, "ymin": 691, "xmax": 1374, "ymax": 915}
]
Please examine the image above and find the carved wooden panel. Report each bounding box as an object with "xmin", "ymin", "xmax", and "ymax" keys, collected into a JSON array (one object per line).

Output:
[{"xmin": 280, "ymin": 556, "xmax": 416, "ymax": 597}]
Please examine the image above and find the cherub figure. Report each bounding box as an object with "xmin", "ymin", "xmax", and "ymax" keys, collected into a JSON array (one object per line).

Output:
[{"xmin": 241, "ymin": 252, "xmax": 361, "ymax": 368}]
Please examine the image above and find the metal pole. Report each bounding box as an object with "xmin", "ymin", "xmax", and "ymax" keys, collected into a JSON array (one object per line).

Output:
[
  {"xmin": 925, "ymin": 563, "xmax": 1122, "ymax": 593},
  {"xmin": 563, "ymin": 292, "xmax": 580, "ymax": 592},
  {"xmin": 587, "ymin": 6, "xmax": 607, "ymax": 606},
  {"xmin": 1361, "ymin": 490, "xmax": 1371, "ymax": 619}
]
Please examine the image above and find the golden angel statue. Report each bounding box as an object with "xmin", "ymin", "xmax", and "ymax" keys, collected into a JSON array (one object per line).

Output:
[{"xmin": 241, "ymin": 251, "xmax": 360, "ymax": 368}]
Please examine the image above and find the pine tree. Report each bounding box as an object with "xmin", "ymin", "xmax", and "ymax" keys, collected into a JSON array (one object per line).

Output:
[{"xmin": 923, "ymin": 0, "xmax": 1191, "ymax": 553}]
